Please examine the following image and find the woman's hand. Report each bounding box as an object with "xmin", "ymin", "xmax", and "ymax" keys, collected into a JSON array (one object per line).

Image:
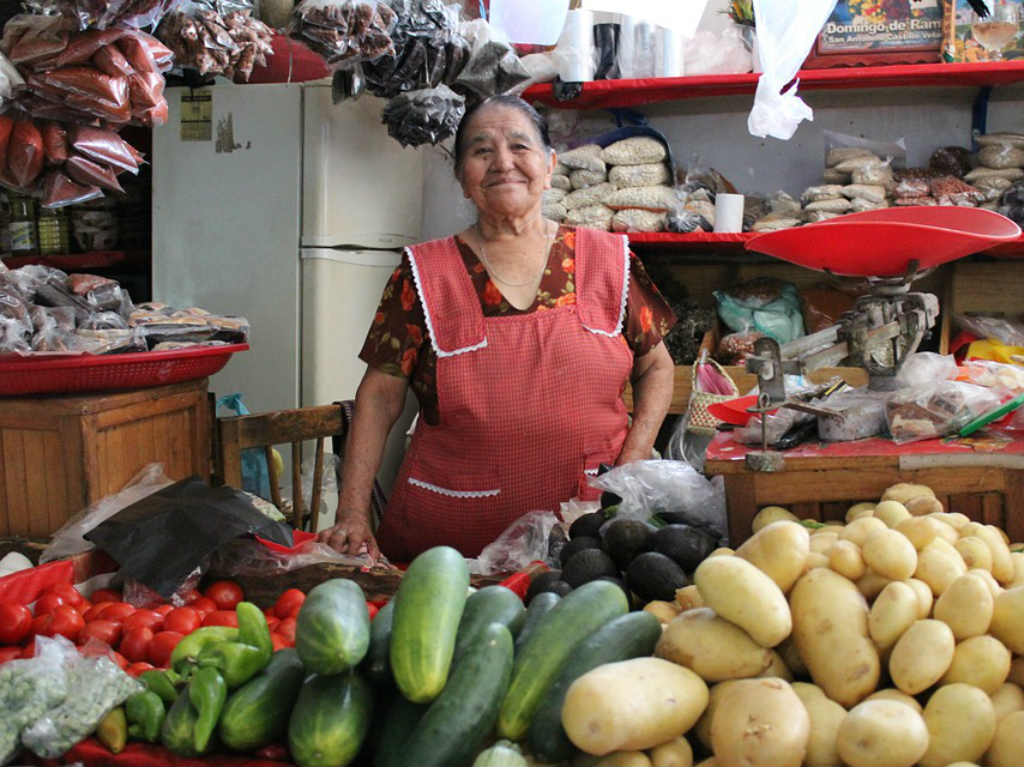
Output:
[{"xmin": 318, "ymin": 509, "xmax": 380, "ymax": 562}]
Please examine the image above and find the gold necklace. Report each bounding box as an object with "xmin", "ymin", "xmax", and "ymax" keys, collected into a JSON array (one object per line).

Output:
[{"xmin": 475, "ymin": 223, "xmax": 555, "ymax": 288}]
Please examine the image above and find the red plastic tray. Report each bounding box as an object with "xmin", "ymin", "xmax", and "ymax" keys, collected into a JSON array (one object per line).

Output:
[{"xmin": 0, "ymin": 343, "xmax": 249, "ymax": 397}]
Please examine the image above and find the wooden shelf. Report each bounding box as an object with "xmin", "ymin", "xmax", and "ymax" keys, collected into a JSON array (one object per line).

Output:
[{"xmin": 523, "ymin": 61, "xmax": 1024, "ymax": 110}]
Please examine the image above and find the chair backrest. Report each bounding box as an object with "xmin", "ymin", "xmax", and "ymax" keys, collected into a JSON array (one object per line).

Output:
[{"xmin": 216, "ymin": 400, "xmax": 386, "ymax": 532}]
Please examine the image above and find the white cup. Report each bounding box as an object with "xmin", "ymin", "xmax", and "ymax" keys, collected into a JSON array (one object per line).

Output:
[{"xmin": 714, "ymin": 193, "xmax": 745, "ymax": 233}]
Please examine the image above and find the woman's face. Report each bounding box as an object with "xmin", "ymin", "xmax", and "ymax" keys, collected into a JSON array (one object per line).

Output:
[{"xmin": 457, "ymin": 105, "xmax": 555, "ymax": 220}]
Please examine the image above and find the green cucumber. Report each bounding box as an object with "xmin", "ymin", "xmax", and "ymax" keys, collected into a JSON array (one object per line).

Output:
[
  {"xmin": 364, "ymin": 599, "xmax": 395, "ymax": 685},
  {"xmin": 390, "ymin": 546, "xmax": 470, "ymax": 703},
  {"xmin": 497, "ymin": 579, "xmax": 629, "ymax": 740},
  {"xmin": 402, "ymin": 622, "xmax": 514, "ymax": 767},
  {"xmin": 473, "ymin": 739, "xmax": 528, "ymax": 767},
  {"xmin": 288, "ymin": 672, "xmax": 373, "ymax": 767},
  {"xmin": 513, "ymin": 591, "xmax": 560, "ymax": 655},
  {"xmin": 295, "ymin": 578, "xmax": 370, "ymax": 675},
  {"xmin": 373, "ymin": 693, "xmax": 429, "ymax": 767},
  {"xmin": 218, "ymin": 648, "xmax": 305, "ymax": 752},
  {"xmin": 453, "ymin": 585, "xmax": 525, "ymax": 661},
  {"xmin": 526, "ymin": 611, "xmax": 663, "ymax": 762}
]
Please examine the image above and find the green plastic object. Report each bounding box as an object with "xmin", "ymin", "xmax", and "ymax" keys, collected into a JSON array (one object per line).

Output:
[{"xmin": 959, "ymin": 391, "xmax": 1024, "ymax": 437}]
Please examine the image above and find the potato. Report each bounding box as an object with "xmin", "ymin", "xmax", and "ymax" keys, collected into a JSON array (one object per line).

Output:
[
  {"xmin": 828, "ymin": 539, "xmax": 866, "ymax": 581},
  {"xmin": 804, "ymin": 551, "xmax": 830, "ymax": 572},
  {"xmin": 915, "ymin": 538, "xmax": 967, "ymax": 595},
  {"xmin": 840, "ymin": 516, "xmax": 888, "ymax": 546},
  {"xmin": 694, "ymin": 556, "xmax": 791, "ymax": 648},
  {"xmin": 1010, "ymin": 551, "xmax": 1024, "ymax": 585},
  {"xmin": 868, "ymin": 581, "xmax": 919, "ymax": 651},
  {"xmin": 693, "ymin": 681, "xmax": 739, "ymax": 751},
  {"xmin": 693, "ymin": 759, "xmax": 716, "ymax": 767},
  {"xmin": 906, "ymin": 496, "xmax": 943, "ymax": 516},
  {"xmin": 896, "ymin": 516, "xmax": 949, "ymax": 550},
  {"xmin": 989, "ymin": 682, "xmax": 1024, "ymax": 721},
  {"xmin": 956, "ymin": 536, "xmax": 994, "ymax": 572},
  {"xmin": 674, "ymin": 585, "xmax": 703, "ymax": 612},
  {"xmin": 647, "ymin": 736, "xmax": 692, "ymax": 767},
  {"xmin": 710, "ymin": 678, "xmax": 809, "ymax": 767},
  {"xmin": 756, "ymin": 650, "xmax": 793, "ymax": 682},
  {"xmin": 986, "ymin": 709, "xmax": 1024, "ymax": 767},
  {"xmin": 904, "ymin": 578, "xmax": 934, "ymax": 618},
  {"xmin": 989, "ymin": 584, "xmax": 1024, "ymax": 653},
  {"xmin": 836, "ymin": 699, "xmax": 929, "ymax": 767},
  {"xmin": 735, "ymin": 521, "xmax": 810, "ymax": 593},
  {"xmin": 752, "ymin": 505, "xmax": 799, "ymax": 533},
  {"xmin": 933, "ymin": 511, "xmax": 970, "ymax": 530},
  {"xmin": 777, "ymin": 637, "xmax": 807, "ymax": 679},
  {"xmin": 865, "ymin": 688, "xmax": 923, "ymax": 714},
  {"xmin": 872, "ymin": 500, "xmax": 910, "ymax": 528},
  {"xmin": 707, "ymin": 547, "xmax": 733, "ymax": 558},
  {"xmin": 562, "ymin": 658, "xmax": 709, "ymax": 755},
  {"xmin": 862, "ymin": 528, "xmax": 918, "ymax": 581},
  {"xmin": 961, "ymin": 523, "xmax": 1015, "ymax": 584},
  {"xmin": 919, "ymin": 682, "xmax": 996, "ymax": 767},
  {"xmin": 809, "ymin": 530, "xmax": 839, "ymax": 554},
  {"xmin": 967, "ymin": 567, "xmax": 1003, "ymax": 599},
  {"xmin": 846, "ymin": 504, "xmax": 876, "ymax": 523},
  {"xmin": 933, "ymin": 573, "xmax": 994, "ymax": 639},
  {"xmin": 941, "ymin": 635, "xmax": 1011, "ymax": 693},
  {"xmin": 889, "ymin": 619, "xmax": 955, "ymax": 695},
  {"xmin": 594, "ymin": 752, "xmax": 650, "ymax": 767},
  {"xmin": 790, "ymin": 567, "xmax": 880, "ymax": 707},
  {"xmin": 792, "ymin": 682, "xmax": 846, "ymax": 767},
  {"xmin": 855, "ymin": 569, "xmax": 892, "ymax": 600},
  {"xmin": 655, "ymin": 608, "xmax": 773, "ymax": 682},
  {"xmin": 881, "ymin": 482, "xmax": 936, "ymax": 505},
  {"xmin": 644, "ymin": 600, "xmax": 682, "ymax": 624},
  {"xmin": 1010, "ymin": 657, "xmax": 1024, "ymax": 687}
]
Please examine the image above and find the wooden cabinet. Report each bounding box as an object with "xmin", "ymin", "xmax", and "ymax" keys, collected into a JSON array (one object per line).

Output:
[{"xmin": 0, "ymin": 379, "xmax": 211, "ymax": 537}]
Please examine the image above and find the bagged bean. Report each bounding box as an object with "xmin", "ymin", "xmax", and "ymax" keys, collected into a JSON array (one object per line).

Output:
[
  {"xmin": 563, "ymin": 182, "xmax": 615, "ymax": 210},
  {"xmin": 804, "ymin": 210, "xmax": 844, "ymax": 223},
  {"xmin": 976, "ymin": 132, "xmax": 1024, "ymax": 149},
  {"xmin": 850, "ymin": 198, "xmax": 888, "ymax": 212},
  {"xmin": 611, "ymin": 208, "xmax": 666, "ymax": 232},
  {"xmin": 826, "ymin": 146, "xmax": 876, "ymax": 167},
  {"xmin": 600, "ymin": 136, "xmax": 666, "ymax": 166},
  {"xmin": 801, "ymin": 184, "xmax": 844, "ymax": 203},
  {"xmin": 605, "ymin": 185, "xmax": 678, "ymax": 212},
  {"xmin": 834, "ymin": 154, "xmax": 883, "ymax": 173},
  {"xmin": 841, "ymin": 184, "xmax": 887, "ymax": 204},
  {"xmin": 566, "ymin": 203, "xmax": 613, "ymax": 230},
  {"xmin": 608, "ymin": 162, "xmax": 670, "ymax": 189},
  {"xmin": 964, "ymin": 166, "xmax": 1024, "ymax": 182},
  {"xmin": 543, "ymin": 188, "xmax": 567, "ymax": 203},
  {"xmin": 752, "ymin": 216, "xmax": 800, "ymax": 232},
  {"xmin": 852, "ymin": 161, "xmax": 894, "ymax": 187},
  {"xmin": 558, "ymin": 145, "xmax": 605, "ymax": 173},
  {"xmin": 551, "ymin": 173, "xmax": 571, "ymax": 191},
  {"xmin": 542, "ymin": 202, "xmax": 566, "ymax": 222},
  {"xmin": 978, "ymin": 144, "xmax": 1024, "ymax": 170},
  {"xmin": 804, "ymin": 198, "xmax": 851, "ymax": 212},
  {"xmin": 570, "ymin": 168, "xmax": 607, "ymax": 189},
  {"xmin": 822, "ymin": 168, "xmax": 850, "ymax": 184}
]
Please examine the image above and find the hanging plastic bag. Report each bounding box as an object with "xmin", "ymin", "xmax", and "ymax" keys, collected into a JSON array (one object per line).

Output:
[
  {"xmin": 216, "ymin": 393, "xmax": 272, "ymax": 499},
  {"xmin": 468, "ymin": 510, "xmax": 560, "ymax": 576},
  {"xmin": 748, "ymin": 0, "xmax": 839, "ymax": 140}
]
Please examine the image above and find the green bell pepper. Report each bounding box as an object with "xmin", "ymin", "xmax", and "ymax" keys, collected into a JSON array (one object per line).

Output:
[
  {"xmin": 170, "ymin": 626, "xmax": 240, "ymax": 673},
  {"xmin": 126, "ymin": 690, "xmax": 166, "ymax": 743},
  {"xmin": 196, "ymin": 640, "xmax": 268, "ymax": 688},
  {"xmin": 139, "ymin": 669, "xmax": 181, "ymax": 705},
  {"xmin": 235, "ymin": 601, "xmax": 273, "ymax": 663},
  {"xmin": 188, "ymin": 666, "xmax": 227, "ymax": 754},
  {"xmin": 96, "ymin": 707, "xmax": 127, "ymax": 754}
]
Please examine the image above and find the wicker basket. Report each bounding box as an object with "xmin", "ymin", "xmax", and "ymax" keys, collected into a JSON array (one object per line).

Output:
[{"xmin": 686, "ymin": 357, "xmax": 740, "ymax": 436}]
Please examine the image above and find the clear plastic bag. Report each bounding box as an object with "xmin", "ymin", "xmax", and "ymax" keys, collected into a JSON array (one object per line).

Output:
[
  {"xmin": 123, "ymin": 567, "xmax": 202, "ymax": 607},
  {"xmin": 823, "ymin": 129, "xmax": 907, "ymax": 170},
  {"xmin": 714, "ymin": 279, "xmax": 804, "ymax": 345},
  {"xmin": 290, "ymin": 0, "xmax": 397, "ymax": 69},
  {"xmin": 0, "ymin": 635, "xmax": 71, "ymax": 765},
  {"xmin": 955, "ymin": 314, "xmax": 1024, "ymax": 347},
  {"xmin": 886, "ymin": 381, "xmax": 1001, "ymax": 445},
  {"xmin": 454, "ymin": 17, "xmax": 530, "ymax": 98},
  {"xmin": 958, "ymin": 359, "xmax": 1024, "ymax": 395},
  {"xmin": 468, "ymin": 510, "xmax": 559, "ymax": 576},
  {"xmin": 896, "ymin": 351, "xmax": 958, "ymax": 389},
  {"xmin": 381, "ymin": 83, "xmax": 464, "ymax": 147},
  {"xmin": 209, "ymin": 535, "xmax": 382, "ymax": 575},
  {"xmin": 737, "ymin": 406, "xmax": 813, "ymax": 446}
]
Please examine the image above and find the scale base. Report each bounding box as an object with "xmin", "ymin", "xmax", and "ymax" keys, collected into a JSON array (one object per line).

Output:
[{"xmin": 745, "ymin": 450, "xmax": 786, "ymax": 473}]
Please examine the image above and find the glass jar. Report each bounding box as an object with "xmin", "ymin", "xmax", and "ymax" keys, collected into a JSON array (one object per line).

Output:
[
  {"xmin": 8, "ymin": 194, "xmax": 37, "ymax": 256},
  {"xmin": 37, "ymin": 205, "xmax": 70, "ymax": 255}
]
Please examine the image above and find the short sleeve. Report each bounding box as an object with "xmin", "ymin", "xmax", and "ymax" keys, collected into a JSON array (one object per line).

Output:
[
  {"xmin": 622, "ymin": 251, "xmax": 677, "ymax": 357},
  {"xmin": 358, "ymin": 253, "xmax": 428, "ymax": 378}
]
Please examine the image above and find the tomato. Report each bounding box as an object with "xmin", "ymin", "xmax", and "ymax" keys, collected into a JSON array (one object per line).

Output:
[
  {"xmin": 47, "ymin": 583, "xmax": 87, "ymax": 610},
  {"xmin": 122, "ymin": 609, "xmax": 164, "ymax": 633},
  {"xmin": 204, "ymin": 580, "xmax": 244, "ymax": 611},
  {"xmin": 154, "ymin": 604, "xmax": 175, "ymax": 617},
  {"xmin": 125, "ymin": 661, "xmax": 155, "ymax": 677},
  {"xmin": 34, "ymin": 591, "xmax": 67, "ymax": 616},
  {"xmin": 0, "ymin": 646, "xmax": 21, "ymax": 665},
  {"xmin": 265, "ymin": 614, "xmax": 280, "ymax": 632},
  {"xmin": 190, "ymin": 597, "xmax": 218, "ymax": 616},
  {"xmin": 91, "ymin": 589, "xmax": 122, "ymax": 604},
  {"xmin": 276, "ymin": 617, "xmax": 297, "ymax": 645},
  {"xmin": 148, "ymin": 631, "xmax": 184, "ymax": 668},
  {"xmin": 202, "ymin": 610, "xmax": 238, "ymax": 628},
  {"xmin": 109, "ymin": 650, "xmax": 128, "ymax": 669},
  {"xmin": 162, "ymin": 607, "xmax": 201, "ymax": 635},
  {"xmin": 119, "ymin": 627, "xmax": 154, "ymax": 663},
  {"xmin": 273, "ymin": 588, "xmax": 306, "ymax": 619},
  {"xmin": 49, "ymin": 605, "xmax": 85, "ymax": 642},
  {"xmin": 366, "ymin": 602, "xmax": 379, "ymax": 620},
  {"xmin": 79, "ymin": 619, "xmax": 123, "ymax": 647},
  {"xmin": 0, "ymin": 603, "xmax": 33, "ymax": 645},
  {"xmin": 83, "ymin": 602, "xmax": 114, "ymax": 622},
  {"xmin": 31, "ymin": 613, "xmax": 53, "ymax": 637},
  {"xmin": 98, "ymin": 603, "xmax": 137, "ymax": 622},
  {"xmin": 269, "ymin": 632, "xmax": 289, "ymax": 651},
  {"xmin": 20, "ymin": 641, "xmax": 36, "ymax": 658}
]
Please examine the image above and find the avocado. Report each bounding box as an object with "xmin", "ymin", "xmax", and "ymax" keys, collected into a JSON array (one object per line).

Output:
[
  {"xmin": 569, "ymin": 511, "xmax": 605, "ymax": 540},
  {"xmin": 626, "ymin": 551, "xmax": 689, "ymax": 603},
  {"xmin": 652, "ymin": 524, "xmax": 718, "ymax": 573},
  {"xmin": 525, "ymin": 569, "xmax": 564, "ymax": 604},
  {"xmin": 602, "ymin": 518, "xmax": 655, "ymax": 571},
  {"xmin": 547, "ymin": 580, "xmax": 573, "ymax": 597},
  {"xmin": 559, "ymin": 535, "xmax": 602, "ymax": 567},
  {"xmin": 562, "ymin": 548, "xmax": 619, "ymax": 589}
]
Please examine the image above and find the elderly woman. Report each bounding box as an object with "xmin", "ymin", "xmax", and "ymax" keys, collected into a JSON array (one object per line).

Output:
[{"xmin": 320, "ymin": 95, "xmax": 676, "ymax": 562}]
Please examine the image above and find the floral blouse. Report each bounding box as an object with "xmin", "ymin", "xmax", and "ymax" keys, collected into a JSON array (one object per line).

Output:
[{"xmin": 359, "ymin": 225, "xmax": 677, "ymax": 425}]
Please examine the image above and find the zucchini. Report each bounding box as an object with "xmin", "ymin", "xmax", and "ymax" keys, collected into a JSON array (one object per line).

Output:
[
  {"xmin": 473, "ymin": 739, "xmax": 528, "ymax": 767},
  {"xmin": 526, "ymin": 611, "xmax": 663, "ymax": 762},
  {"xmin": 453, "ymin": 585, "xmax": 525, "ymax": 661},
  {"xmin": 513, "ymin": 591, "xmax": 560, "ymax": 655},
  {"xmin": 373, "ymin": 693, "xmax": 429, "ymax": 767},
  {"xmin": 364, "ymin": 599, "xmax": 395, "ymax": 685},
  {"xmin": 402, "ymin": 622, "xmax": 514, "ymax": 767},
  {"xmin": 218, "ymin": 648, "xmax": 305, "ymax": 752},
  {"xmin": 390, "ymin": 546, "xmax": 470, "ymax": 703},
  {"xmin": 295, "ymin": 578, "xmax": 370, "ymax": 675},
  {"xmin": 288, "ymin": 672, "xmax": 373, "ymax": 767},
  {"xmin": 497, "ymin": 579, "xmax": 629, "ymax": 740}
]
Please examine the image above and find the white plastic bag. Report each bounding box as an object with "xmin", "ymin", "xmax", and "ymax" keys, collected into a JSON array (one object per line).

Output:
[
  {"xmin": 748, "ymin": 0, "xmax": 839, "ymax": 140},
  {"xmin": 468, "ymin": 510, "xmax": 560, "ymax": 576}
]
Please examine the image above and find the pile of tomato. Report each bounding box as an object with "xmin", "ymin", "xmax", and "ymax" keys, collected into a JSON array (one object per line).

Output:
[{"xmin": 0, "ymin": 580, "xmax": 309, "ymax": 675}]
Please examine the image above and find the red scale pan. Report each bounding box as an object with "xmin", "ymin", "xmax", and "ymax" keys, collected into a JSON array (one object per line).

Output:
[{"xmin": 746, "ymin": 206, "xmax": 1021, "ymax": 278}]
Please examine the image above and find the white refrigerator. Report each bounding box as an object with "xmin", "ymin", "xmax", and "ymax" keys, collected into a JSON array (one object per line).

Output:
[{"xmin": 151, "ymin": 81, "xmax": 423, "ymax": 495}]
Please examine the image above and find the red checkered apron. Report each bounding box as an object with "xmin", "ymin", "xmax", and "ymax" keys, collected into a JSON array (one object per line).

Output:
[{"xmin": 376, "ymin": 227, "xmax": 633, "ymax": 560}]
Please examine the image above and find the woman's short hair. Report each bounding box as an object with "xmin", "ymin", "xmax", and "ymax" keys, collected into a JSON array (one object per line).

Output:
[{"xmin": 453, "ymin": 95, "xmax": 552, "ymax": 175}]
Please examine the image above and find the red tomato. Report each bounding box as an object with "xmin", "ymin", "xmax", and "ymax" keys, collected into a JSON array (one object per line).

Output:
[
  {"xmin": 79, "ymin": 619, "xmax": 123, "ymax": 647},
  {"xmin": 0, "ymin": 603, "xmax": 33, "ymax": 645},
  {"xmin": 265, "ymin": 614, "xmax": 280, "ymax": 632},
  {"xmin": 49, "ymin": 605, "xmax": 85, "ymax": 642},
  {"xmin": 119, "ymin": 627, "xmax": 154, "ymax": 662},
  {"xmin": 0, "ymin": 646, "xmax": 21, "ymax": 665},
  {"xmin": 366, "ymin": 602, "xmax": 379, "ymax": 620},
  {"xmin": 202, "ymin": 610, "xmax": 238, "ymax": 628},
  {"xmin": 83, "ymin": 602, "xmax": 114, "ymax": 622},
  {"xmin": 91, "ymin": 589, "xmax": 122, "ymax": 604},
  {"xmin": 273, "ymin": 588, "xmax": 306, "ymax": 619},
  {"xmin": 34, "ymin": 592, "xmax": 67, "ymax": 616},
  {"xmin": 20, "ymin": 642, "xmax": 36, "ymax": 658},
  {"xmin": 204, "ymin": 580, "xmax": 244, "ymax": 611},
  {"xmin": 109, "ymin": 650, "xmax": 128, "ymax": 669},
  {"xmin": 190, "ymin": 597, "xmax": 218, "ymax": 616},
  {"xmin": 122, "ymin": 609, "xmax": 164, "ymax": 633},
  {"xmin": 47, "ymin": 583, "xmax": 87, "ymax": 610},
  {"xmin": 98, "ymin": 603, "xmax": 137, "ymax": 622},
  {"xmin": 125, "ymin": 661, "xmax": 155, "ymax": 677},
  {"xmin": 163, "ymin": 607, "xmax": 201, "ymax": 635},
  {"xmin": 269, "ymin": 632, "xmax": 289, "ymax": 651},
  {"xmin": 276, "ymin": 617, "xmax": 297, "ymax": 645},
  {"xmin": 154, "ymin": 604, "xmax": 174, "ymax": 617},
  {"xmin": 31, "ymin": 613, "xmax": 53, "ymax": 637},
  {"xmin": 148, "ymin": 631, "xmax": 184, "ymax": 668}
]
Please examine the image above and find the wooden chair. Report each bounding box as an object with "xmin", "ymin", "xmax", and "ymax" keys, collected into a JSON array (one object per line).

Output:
[{"xmin": 215, "ymin": 400, "xmax": 387, "ymax": 532}]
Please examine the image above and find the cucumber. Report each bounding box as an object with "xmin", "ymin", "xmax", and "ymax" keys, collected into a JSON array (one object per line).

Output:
[
  {"xmin": 526, "ymin": 611, "xmax": 663, "ymax": 762},
  {"xmin": 513, "ymin": 591, "xmax": 560, "ymax": 655},
  {"xmin": 497, "ymin": 579, "xmax": 629, "ymax": 740},
  {"xmin": 373, "ymin": 693, "xmax": 429, "ymax": 767},
  {"xmin": 390, "ymin": 545, "xmax": 470, "ymax": 703},
  {"xmin": 364, "ymin": 599, "xmax": 395, "ymax": 685},
  {"xmin": 288, "ymin": 672, "xmax": 373, "ymax": 767},
  {"xmin": 295, "ymin": 578, "xmax": 371, "ymax": 675},
  {"xmin": 402, "ymin": 622, "xmax": 514, "ymax": 767},
  {"xmin": 453, "ymin": 585, "xmax": 525, "ymax": 661},
  {"xmin": 473, "ymin": 739, "xmax": 528, "ymax": 767},
  {"xmin": 219, "ymin": 648, "xmax": 305, "ymax": 752}
]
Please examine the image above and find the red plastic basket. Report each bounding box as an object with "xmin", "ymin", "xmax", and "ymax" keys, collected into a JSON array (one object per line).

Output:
[{"xmin": 0, "ymin": 343, "xmax": 249, "ymax": 396}]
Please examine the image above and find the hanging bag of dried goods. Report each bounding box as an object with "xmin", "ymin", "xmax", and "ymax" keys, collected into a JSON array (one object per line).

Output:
[
  {"xmin": 7, "ymin": 119, "xmax": 45, "ymax": 189},
  {"xmin": 69, "ymin": 125, "xmax": 140, "ymax": 174},
  {"xmin": 23, "ymin": 0, "xmax": 180, "ymax": 32},
  {"xmin": 1, "ymin": 15, "xmax": 74, "ymax": 72},
  {"xmin": 381, "ymin": 83, "xmax": 464, "ymax": 147},
  {"xmin": 289, "ymin": 0, "xmax": 397, "ymax": 69}
]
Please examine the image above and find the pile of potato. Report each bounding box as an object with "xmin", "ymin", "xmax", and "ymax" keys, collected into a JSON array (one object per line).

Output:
[{"xmin": 558, "ymin": 482, "xmax": 1024, "ymax": 767}]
